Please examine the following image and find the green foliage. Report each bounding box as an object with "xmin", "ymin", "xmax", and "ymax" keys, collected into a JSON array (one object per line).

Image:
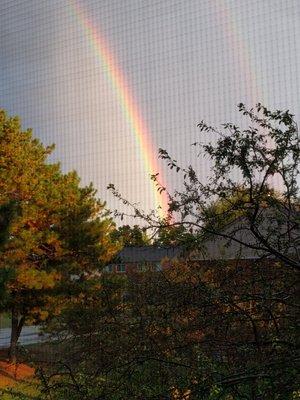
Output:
[
  {"xmin": 0, "ymin": 201, "xmax": 19, "ymax": 304},
  {"xmin": 9, "ymin": 104, "xmax": 297, "ymax": 398},
  {"xmin": 0, "ymin": 201, "xmax": 20, "ymax": 247},
  {"xmin": 156, "ymin": 104, "xmax": 300, "ymax": 269},
  {"xmin": 154, "ymin": 224, "xmax": 197, "ymax": 247},
  {"xmin": 36, "ymin": 258, "xmax": 299, "ymax": 399},
  {"xmin": 110, "ymin": 224, "xmax": 151, "ymax": 247},
  {"xmin": 0, "ymin": 109, "xmax": 120, "ymax": 360},
  {"xmin": 0, "ymin": 382, "xmax": 40, "ymax": 400},
  {"xmin": 103, "ymin": 104, "xmax": 299, "ymax": 398}
]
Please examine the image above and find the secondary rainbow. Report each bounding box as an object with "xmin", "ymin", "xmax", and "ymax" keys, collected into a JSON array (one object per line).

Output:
[
  {"xmin": 216, "ymin": 0, "xmax": 283, "ymax": 191},
  {"xmin": 69, "ymin": 1, "xmax": 168, "ymax": 219},
  {"xmin": 216, "ymin": 0, "xmax": 264, "ymax": 106}
]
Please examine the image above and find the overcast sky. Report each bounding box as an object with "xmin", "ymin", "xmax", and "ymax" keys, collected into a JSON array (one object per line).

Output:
[{"xmin": 1, "ymin": 0, "xmax": 299, "ymax": 218}]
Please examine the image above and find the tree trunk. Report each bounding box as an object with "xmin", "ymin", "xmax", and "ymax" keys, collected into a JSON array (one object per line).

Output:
[{"xmin": 9, "ymin": 307, "xmax": 25, "ymax": 364}]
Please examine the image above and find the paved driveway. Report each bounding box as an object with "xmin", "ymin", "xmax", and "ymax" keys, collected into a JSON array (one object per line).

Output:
[{"xmin": 0, "ymin": 326, "xmax": 47, "ymax": 349}]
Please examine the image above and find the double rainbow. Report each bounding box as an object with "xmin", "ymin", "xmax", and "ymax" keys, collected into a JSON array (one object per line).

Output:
[{"xmin": 70, "ymin": 1, "xmax": 169, "ymax": 219}]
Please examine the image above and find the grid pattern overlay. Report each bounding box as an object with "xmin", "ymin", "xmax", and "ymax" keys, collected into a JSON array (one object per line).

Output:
[{"xmin": 1, "ymin": 0, "xmax": 299, "ymax": 217}]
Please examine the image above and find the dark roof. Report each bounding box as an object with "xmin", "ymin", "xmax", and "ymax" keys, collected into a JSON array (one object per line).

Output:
[
  {"xmin": 116, "ymin": 246, "xmax": 183, "ymax": 263},
  {"xmin": 113, "ymin": 210, "xmax": 300, "ymax": 263}
]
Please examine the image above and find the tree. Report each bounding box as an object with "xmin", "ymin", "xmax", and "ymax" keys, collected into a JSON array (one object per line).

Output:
[
  {"xmin": 0, "ymin": 110, "xmax": 120, "ymax": 363},
  {"xmin": 153, "ymin": 224, "xmax": 196, "ymax": 247},
  {"xmin": 36, "ymin": 271, "xmax": 203, "ymax": 400},
  {"xmin": 36, "ymin": 256, "xmax": 298, "ymax": 399},
  {"xmin": 110, "ymin": 105, "xmax": 300, "ymax": 267},
  {"xmin": 0, "ymin": 202, "xmax": 19, "ymax": 307},
  {"xmin": 153, "ymin": 104, "xmax": 300, "ymax": 395},
  {"xmin": 106, "ymin": 104, "xmax": 300, "ymax": 397},
  {"xmin": 110, "ymin": 224, "xmax": 151, "ymax": 247},
  {"xmin": 152, "ymin": 104, "xmax": 300, "ymax": 269},
  {"xmin": 29, "ymin": 104, "xmax": 299, "ymax": 399}
]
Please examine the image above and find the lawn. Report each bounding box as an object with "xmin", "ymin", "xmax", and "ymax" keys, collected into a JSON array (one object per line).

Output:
[
  {"xmin": 0, "ymin": 341, "xmax": 67, "ymax": 399},
  {"xmin": 0, "ymin": 348, "xmax": 40, "ymax": 399},
  {"xmin": 0, "ymin": 314, "xmax": 11, "ymax": 329}
]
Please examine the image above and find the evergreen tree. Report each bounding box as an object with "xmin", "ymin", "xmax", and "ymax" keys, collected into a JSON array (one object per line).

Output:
[{"xmin": 0, "ymin": 110, "xmax": 120, "ymax": 363}]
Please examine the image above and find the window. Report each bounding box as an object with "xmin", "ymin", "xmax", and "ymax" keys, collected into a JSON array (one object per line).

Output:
[
  {"xmin": 104, "ymin": 265, "xmax": 114, "ymax": 273},
  {"xmin": 116, "ymin": 264, "xmax": 126, "ymax": 273},
  {"xmin": 156, "ymin": 263, "xmax": 162, "ymax": 271}
]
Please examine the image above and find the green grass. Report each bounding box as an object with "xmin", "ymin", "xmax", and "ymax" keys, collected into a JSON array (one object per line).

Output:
[
  {"xmin": 0, "ymin": 381, "xmax": 40, "ymax": 400},
  {"xmin": 0, "ymin": 313, "xmax": 10, "ymax": 329}
]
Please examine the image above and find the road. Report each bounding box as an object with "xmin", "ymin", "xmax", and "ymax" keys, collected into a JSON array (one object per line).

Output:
[{"xmin": 0, "ymin": 326, "xmax": 47, "ymax": 349}]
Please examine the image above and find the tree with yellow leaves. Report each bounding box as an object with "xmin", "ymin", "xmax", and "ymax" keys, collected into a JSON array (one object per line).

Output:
[{"xmin": 0, "ymin": 110, "xmax": 120, "ymax": 363}]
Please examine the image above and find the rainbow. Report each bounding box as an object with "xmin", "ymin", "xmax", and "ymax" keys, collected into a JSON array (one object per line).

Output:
[
  {"xmin": 69, "ymin": 0, "xmax": 169, "ymax": 219},
  {"xmin": 216, "ymin": 0, "xmax": 283, "ymax": 191},
  {"xmin": 216, "ymin": 0, "xmax": 264, "ymax": 106}
]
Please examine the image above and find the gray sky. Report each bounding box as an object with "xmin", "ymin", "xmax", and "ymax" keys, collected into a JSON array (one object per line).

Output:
[{"xmin": 1, "ymin": 0, "xmax": 300, "ymax": 218}]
